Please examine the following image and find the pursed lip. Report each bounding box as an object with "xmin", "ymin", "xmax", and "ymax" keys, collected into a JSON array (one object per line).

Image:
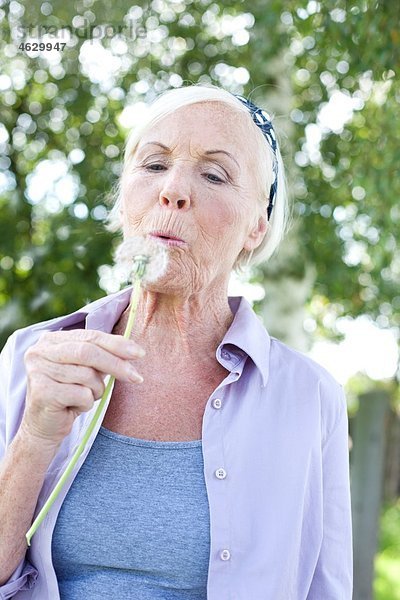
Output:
[{"xmin": 149, "ymin": 230, "xmax": 185, "ymax": 243}]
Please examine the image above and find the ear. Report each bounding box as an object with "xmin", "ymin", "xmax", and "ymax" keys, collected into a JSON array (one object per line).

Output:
[{"xmin": 242, "ymin": 214, "xmax": 268, "ymax": 252}]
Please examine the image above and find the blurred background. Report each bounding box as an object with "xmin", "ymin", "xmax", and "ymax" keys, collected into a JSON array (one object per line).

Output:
[{"xmin": 0, "ymin": 1, "xmax": 399, "ymax": 597}]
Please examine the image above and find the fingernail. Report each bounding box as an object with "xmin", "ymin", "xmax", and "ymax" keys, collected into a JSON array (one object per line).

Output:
[{"xmin": 128, "ymin": 365, "xmax": 143, "ymax": 383}]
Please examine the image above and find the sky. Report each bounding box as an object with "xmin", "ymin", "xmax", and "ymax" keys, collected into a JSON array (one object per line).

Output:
[{"xmin": 307, "ymin": 317, "xmax": 398, "ymax": 385}]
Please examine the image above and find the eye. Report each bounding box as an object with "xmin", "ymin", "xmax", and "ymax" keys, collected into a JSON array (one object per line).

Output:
[
  {"xmin": 144, "ymin": 163, "xmax": 166, "ymax": 171},
  {"xmin": 205, "ymin": 172, "xmax": 225, "ymax": 184}
]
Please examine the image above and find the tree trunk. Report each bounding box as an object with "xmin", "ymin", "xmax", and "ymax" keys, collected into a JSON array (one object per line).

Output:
[
  {"xmin": 251, "ymin": 51, "xmax": 318, "ymax": 352},
  {"xmin": 383, "ymin": 406, "xmax": 400, "ymax": 502},
  {"xmin": 351, "ymin": 389, "xmax": 391, "ymax": 600}
]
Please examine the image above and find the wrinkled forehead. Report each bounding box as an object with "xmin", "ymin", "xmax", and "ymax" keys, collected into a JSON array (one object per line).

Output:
[{"xmin": 134, "ymin": 101, "xmax": 257, "ymax": 170}]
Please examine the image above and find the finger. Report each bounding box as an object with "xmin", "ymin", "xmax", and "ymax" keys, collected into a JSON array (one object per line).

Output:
[
  {"xmin": 38, "ymin": 362, "xmax": 106, "ymax": 400},
  {"xmin": 30, "ymin": 374, "xmax": 97, "ymax": 410},
  {"xmin": 53, "ymin": 382, "xmax": 96, "ymax": 411},
  {"xmin": 36, "ymin": 341, "xmax": 143, "ymax": 383},
  {"xmin": 39, "ymin": 329, "xmax": 145, "ymax": 359}
]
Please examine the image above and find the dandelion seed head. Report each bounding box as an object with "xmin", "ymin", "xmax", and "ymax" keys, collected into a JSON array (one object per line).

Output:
[{"xmin": 114, "ymin": 235, "xmax": 169, "ymax": 283}]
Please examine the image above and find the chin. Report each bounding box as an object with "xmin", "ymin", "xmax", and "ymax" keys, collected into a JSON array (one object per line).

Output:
[
  {"xmin": 140, "ymin": 272, "xmax": 186, "ymax": 293},
  {"xmin": 143, "ymin": 267, "xmax": 211, "ymax": 296}
]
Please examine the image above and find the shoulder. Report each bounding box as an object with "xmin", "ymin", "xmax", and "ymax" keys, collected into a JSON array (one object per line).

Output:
[
  {"xmin": 269, "ymin": 335, "xmax": 340, "ymax": 388},
  {"xmin": 0, "ymin": 289, "xmax": 125, "ymax": 436},
  {"xmin": 268, "ymin": 336, "xmax": 346, "ymax": 442},
  {"xmin": 1, "ymin": 287, "xmax": 129, "ymax": 358}
]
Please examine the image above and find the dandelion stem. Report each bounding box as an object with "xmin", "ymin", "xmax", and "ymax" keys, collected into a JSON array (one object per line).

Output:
[
  {"xmin": 123, "ymin": 276, "xmax": 142, "ymax": 340},
  {"xmin": 26, "ymin": 274, "xmax": 143, "ymax": 547}
]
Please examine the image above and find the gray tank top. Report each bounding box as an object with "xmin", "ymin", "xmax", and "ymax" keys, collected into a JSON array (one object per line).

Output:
[{"xmin": 51, "ymin": 426, "xmax": 210, "ymax": 599}]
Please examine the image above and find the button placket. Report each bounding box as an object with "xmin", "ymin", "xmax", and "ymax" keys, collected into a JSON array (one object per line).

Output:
[{"xmin": 205, "ymin": 385, "xmax": 232, "ymax": 578}]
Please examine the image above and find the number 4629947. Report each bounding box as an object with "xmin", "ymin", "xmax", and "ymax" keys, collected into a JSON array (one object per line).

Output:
[{"xmin": 19, "ymin": 42, "xmax": 66, "ymax": 51}]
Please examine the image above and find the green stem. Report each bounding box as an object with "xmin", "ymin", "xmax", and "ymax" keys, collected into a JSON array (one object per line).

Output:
[{"xmin": 26, "ymin": 278, "xmax": 142, "ymax": 547}]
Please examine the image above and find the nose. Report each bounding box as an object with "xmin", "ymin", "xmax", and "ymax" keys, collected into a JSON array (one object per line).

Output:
[{"xmin": 159, "ymin": 166, "xmax": 191, "ymax": 210}]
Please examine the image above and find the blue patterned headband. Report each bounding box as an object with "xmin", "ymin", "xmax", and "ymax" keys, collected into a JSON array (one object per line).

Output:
[{"xmin": 234, "ymin": 94, "xmax": 278, "ymax": 221}]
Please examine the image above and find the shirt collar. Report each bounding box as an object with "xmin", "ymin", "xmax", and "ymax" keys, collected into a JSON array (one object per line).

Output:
[
  {"xmin": 84, "ymin": 287, "xmax": 134, "ymax": 333},
  {"xmin": 32, "ymin": 287, "xmax": 134, "ymax": 335},
  {"xmin": 219, "ymin": 296, "xmax": 270, "ymax": 388}
]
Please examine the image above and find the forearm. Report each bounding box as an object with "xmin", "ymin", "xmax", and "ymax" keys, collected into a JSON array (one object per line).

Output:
[{"xmin": 0, "ymin": 425, "xmax": 59, "ymax": 584}]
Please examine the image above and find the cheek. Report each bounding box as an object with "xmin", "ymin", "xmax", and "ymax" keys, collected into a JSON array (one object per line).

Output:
[
  {"xmin": 120, "ymin": 173, "xmax": 153, "ymax": 213},
  {"xmin": 122, "ymin": 172, "xmax": 144, "ymax": 196},
  {"xmin": 202, "ymin": 202, "xmax": 223, "ymax": 230},
  {"xmin": 202, "ymin": 197, "xmax": 246, "ymax": 240}
]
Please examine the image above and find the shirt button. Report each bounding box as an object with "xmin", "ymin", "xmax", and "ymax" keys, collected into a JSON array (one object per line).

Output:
[
  {"xmin": 215, "ymin": 468, "xmax": 227, "ymax": 479},
  {"xmin": 212, "ymin": 398, "xmax": 222, "ymax": 409},
  {"xmin": 220, "ymin": 549, "xmax": 231, "ymax": 561},
  {"xmin": 221, "ymin": 349, "xmax": 232, "ymax": 360}
]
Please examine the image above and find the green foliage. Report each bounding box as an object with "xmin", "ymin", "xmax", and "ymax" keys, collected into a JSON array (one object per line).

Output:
[
  {"xmin": 374, "ymin": 500, "xmax": 400, "ymax": 600},
  {"xmin": 279, "ymin": 0, "xmax": 400, "ymax": 339},
  {"xmin": 0, "ymin": 0, "xmax": 399, "ymax": 358}
]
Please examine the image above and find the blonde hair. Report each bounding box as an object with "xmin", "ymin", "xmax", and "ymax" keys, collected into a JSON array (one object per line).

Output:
[{"xmin": 105, "ymin": 82, "xmax": 292, "ymax": 274}]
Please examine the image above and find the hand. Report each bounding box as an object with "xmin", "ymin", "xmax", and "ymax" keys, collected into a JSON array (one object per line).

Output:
[{"xmin": 21, "ymin": 329, "xmax": 145, "ymax": 448}]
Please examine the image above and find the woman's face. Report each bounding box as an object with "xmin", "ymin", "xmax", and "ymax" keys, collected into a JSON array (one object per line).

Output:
[{"xmin": 119, "ymin": 101, "xmax": 267, "ymax": 293}]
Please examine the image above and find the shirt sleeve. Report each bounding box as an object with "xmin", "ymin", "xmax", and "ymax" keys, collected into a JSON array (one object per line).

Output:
[
  {"xmin": 0, "ymin": 334, "xmax": 39, "ymax": 598},
  {"xmin": 307, "ymin": 384, "xmax": 353, "ymax": 599},
  {"xmin": 0, "ymin": 333, "xmax": 13, "ymax": 457}
]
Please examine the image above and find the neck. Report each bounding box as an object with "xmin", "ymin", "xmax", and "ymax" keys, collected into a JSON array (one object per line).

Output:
[{"xmin": 116, "ymin": 285, "xmax": 234, "ymax": 363}]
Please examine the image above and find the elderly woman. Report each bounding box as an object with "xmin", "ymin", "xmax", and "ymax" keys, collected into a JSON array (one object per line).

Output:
[{"xmin": 0, "ymin": 83, "xmax": 353, "ymax": 599}]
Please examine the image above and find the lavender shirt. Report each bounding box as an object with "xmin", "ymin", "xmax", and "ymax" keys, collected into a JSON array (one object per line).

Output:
[{"xmin": 0, "ymin": 287, "xmax": 353, "ymax": 599}]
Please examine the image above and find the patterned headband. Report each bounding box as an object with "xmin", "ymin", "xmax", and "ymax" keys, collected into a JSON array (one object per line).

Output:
[{"xmin": 234, "ymin": 94, "xmax": 278, "ymax": 221}]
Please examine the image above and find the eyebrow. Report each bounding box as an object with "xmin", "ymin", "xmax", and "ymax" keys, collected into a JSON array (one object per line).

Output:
[{"xmin": 136, "ymin": 141, "xmax": 240, "ymax": 170}]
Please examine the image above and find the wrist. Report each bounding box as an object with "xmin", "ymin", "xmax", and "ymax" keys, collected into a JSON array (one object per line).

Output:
[{"xmin": 17, "ymin": 422, "xmax": 61, "ymax": 462}]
